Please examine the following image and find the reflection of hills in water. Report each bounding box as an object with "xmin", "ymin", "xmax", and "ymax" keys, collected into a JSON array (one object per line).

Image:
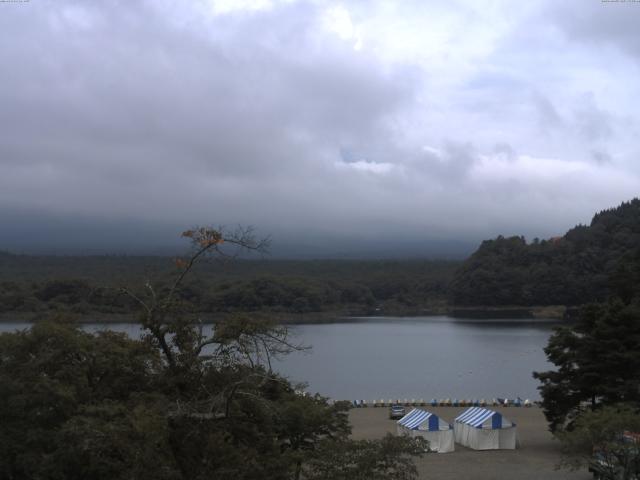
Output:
[
  {"xmin": 282, "ymin": 317, "xmax": 552, "ymax": 400},
  {"xmin": 346, "ymin": 315, "xmax": 561, "ymax": 330}
]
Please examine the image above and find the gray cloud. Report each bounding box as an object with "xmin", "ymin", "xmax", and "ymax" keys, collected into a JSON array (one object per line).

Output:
[
  {"xmin": 492, "ymin": 143, "xmax": 517, "ymax": 163},
  {"xmin": 0, "ymin": 0, "xmax": 639, "ymax": 257},
  {"xmin": 549, "ymin": 1, "xmax": 640, "ymax": 60},
  {"xmin": 591, "ymin": 150, "xmax": 612, "ymax": 165},
  {"xmin": 532, "ymin": 93, "xmax": 564, "ymax": 133}
]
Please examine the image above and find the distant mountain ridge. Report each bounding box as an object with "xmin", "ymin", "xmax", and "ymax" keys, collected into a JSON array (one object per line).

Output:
[{"xmin": 449, "ymin": 199, "xmax": 640, "ymax": 307}]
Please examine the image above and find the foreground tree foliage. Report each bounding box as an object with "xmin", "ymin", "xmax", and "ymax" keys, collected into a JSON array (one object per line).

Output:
[
  {"xmin": 305, "ymin": 435, "xmax": 428, "ymax": 480},
  {"xmin": 557, "ymin": 404, "xmax": 640, "ymax": 480},
  {"xmin": 0, "ymin": 321, "xmax": 170, "ymax": 479},
  {"xmin": 0, "ymin": 227, "xmax": 425, "ymax": 480}
]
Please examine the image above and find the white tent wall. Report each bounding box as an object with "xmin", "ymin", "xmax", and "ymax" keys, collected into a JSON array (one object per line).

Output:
[
  {"xmin": 453, "ymin": 422, "xmax": 463, "ymax": 444},
  {"xmin": 410, "ymin": 429, "xmax": 455, "ymax": 453},
  {"xmin": 398, "ymin": 425, "xmax": 455, "ymax": 453},
  {"xmin": 470, "ymin": 427, "xmax": 500, "ymax": 450}
]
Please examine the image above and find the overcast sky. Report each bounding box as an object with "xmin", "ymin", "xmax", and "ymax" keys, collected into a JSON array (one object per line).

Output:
[{"xmin": 1, "ymin": 0, "xmax": 639, "ymax": 256}]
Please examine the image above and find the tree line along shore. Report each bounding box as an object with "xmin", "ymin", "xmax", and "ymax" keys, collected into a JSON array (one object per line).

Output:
[{"xmin": 2, "ymin": 199, "xmax": 639, "ymax": 321}]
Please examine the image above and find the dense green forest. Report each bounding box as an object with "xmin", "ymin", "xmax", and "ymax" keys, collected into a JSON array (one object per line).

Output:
[
  {"xmin": 0, "ymin": 254, "xmax": 457, "ymax": 319},
  {"xmin": 3, "ymin": 198, "xmax": 640, "ymax": 319},
  {"xmin": 450, "ymin": 198, "xmax": 640, "ymax": 307}
]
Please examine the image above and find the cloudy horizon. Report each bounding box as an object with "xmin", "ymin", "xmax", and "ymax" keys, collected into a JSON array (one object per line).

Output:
[{"xmin": 1, "ymin": 0, "xmax": 639, "ymax": 257}]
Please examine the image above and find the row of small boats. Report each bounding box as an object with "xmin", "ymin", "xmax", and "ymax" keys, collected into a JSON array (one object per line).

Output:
[{"xmin": 351, "ymin": 398, "xmax": 534, "ymax": 407}]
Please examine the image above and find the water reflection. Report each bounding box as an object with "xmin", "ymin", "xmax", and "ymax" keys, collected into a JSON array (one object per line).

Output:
[{"xmin": 0, "ymin": 316, "xmax": 554, "ymax": 401}]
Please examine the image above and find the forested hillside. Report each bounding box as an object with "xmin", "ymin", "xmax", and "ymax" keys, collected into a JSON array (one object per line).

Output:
[
  {"xmin": 0, "ymin": 255, "xmax": 457, "ymax": 319},
  {"xmin": 449, "ymin": 199, "xmax": 640, "ymax": 306},
  {"xmin": 4, "ymin": 198, "xmax": 639, "ymax": 318}
]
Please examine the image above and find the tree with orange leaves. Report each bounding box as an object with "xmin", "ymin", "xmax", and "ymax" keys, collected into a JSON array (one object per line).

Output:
[{"xmin": 120, "ymin": 225, "xmax": 271, "ymax": 369}]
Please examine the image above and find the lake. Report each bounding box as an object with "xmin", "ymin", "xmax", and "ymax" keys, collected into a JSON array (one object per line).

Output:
[{"xmin": 0, "ymin": 316, "xmax": 558, "ymax": 401}]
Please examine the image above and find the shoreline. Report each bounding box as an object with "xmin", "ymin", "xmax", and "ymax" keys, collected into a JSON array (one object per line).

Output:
[
  {"xmin": 0, "ymin": 306, "xmax": 571, "ymax": 324},
  {"xmin": 0, "ymin": 312, "xmax": 567, "ymax": 325}
]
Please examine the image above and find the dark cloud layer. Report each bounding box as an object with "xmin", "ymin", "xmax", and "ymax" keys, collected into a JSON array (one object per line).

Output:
[{"xmin": 0, "ymin": 0, "xmax": 639, "ymax": 257}]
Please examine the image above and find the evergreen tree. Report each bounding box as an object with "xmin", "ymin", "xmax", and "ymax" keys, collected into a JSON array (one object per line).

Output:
[{"xmin": 534, "ymin": 301, "xmax": 640, "ymax": 432}]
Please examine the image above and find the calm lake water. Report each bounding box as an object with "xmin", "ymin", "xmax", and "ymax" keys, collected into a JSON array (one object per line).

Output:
[{"xmin": 0, "ymin": 316, "xmax": 557, "ymax": 401}]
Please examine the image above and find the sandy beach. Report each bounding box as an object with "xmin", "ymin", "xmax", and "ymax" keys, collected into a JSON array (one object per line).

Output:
[{"xmin": 349, "ymin": 406, "xmax": 591, "ymax": 480}]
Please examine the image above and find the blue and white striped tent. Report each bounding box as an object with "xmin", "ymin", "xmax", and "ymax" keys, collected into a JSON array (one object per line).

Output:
[
  {"xmin": 396, "ymin": 409, "xmax": 454, "ymax": 453},
  {"xmin": 455, "ymin": 407, "xmax": 511, "ymax": 429},
  {"xmin": 454, "ymin": 407, "xmax": 517, "ymax": 450}
]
